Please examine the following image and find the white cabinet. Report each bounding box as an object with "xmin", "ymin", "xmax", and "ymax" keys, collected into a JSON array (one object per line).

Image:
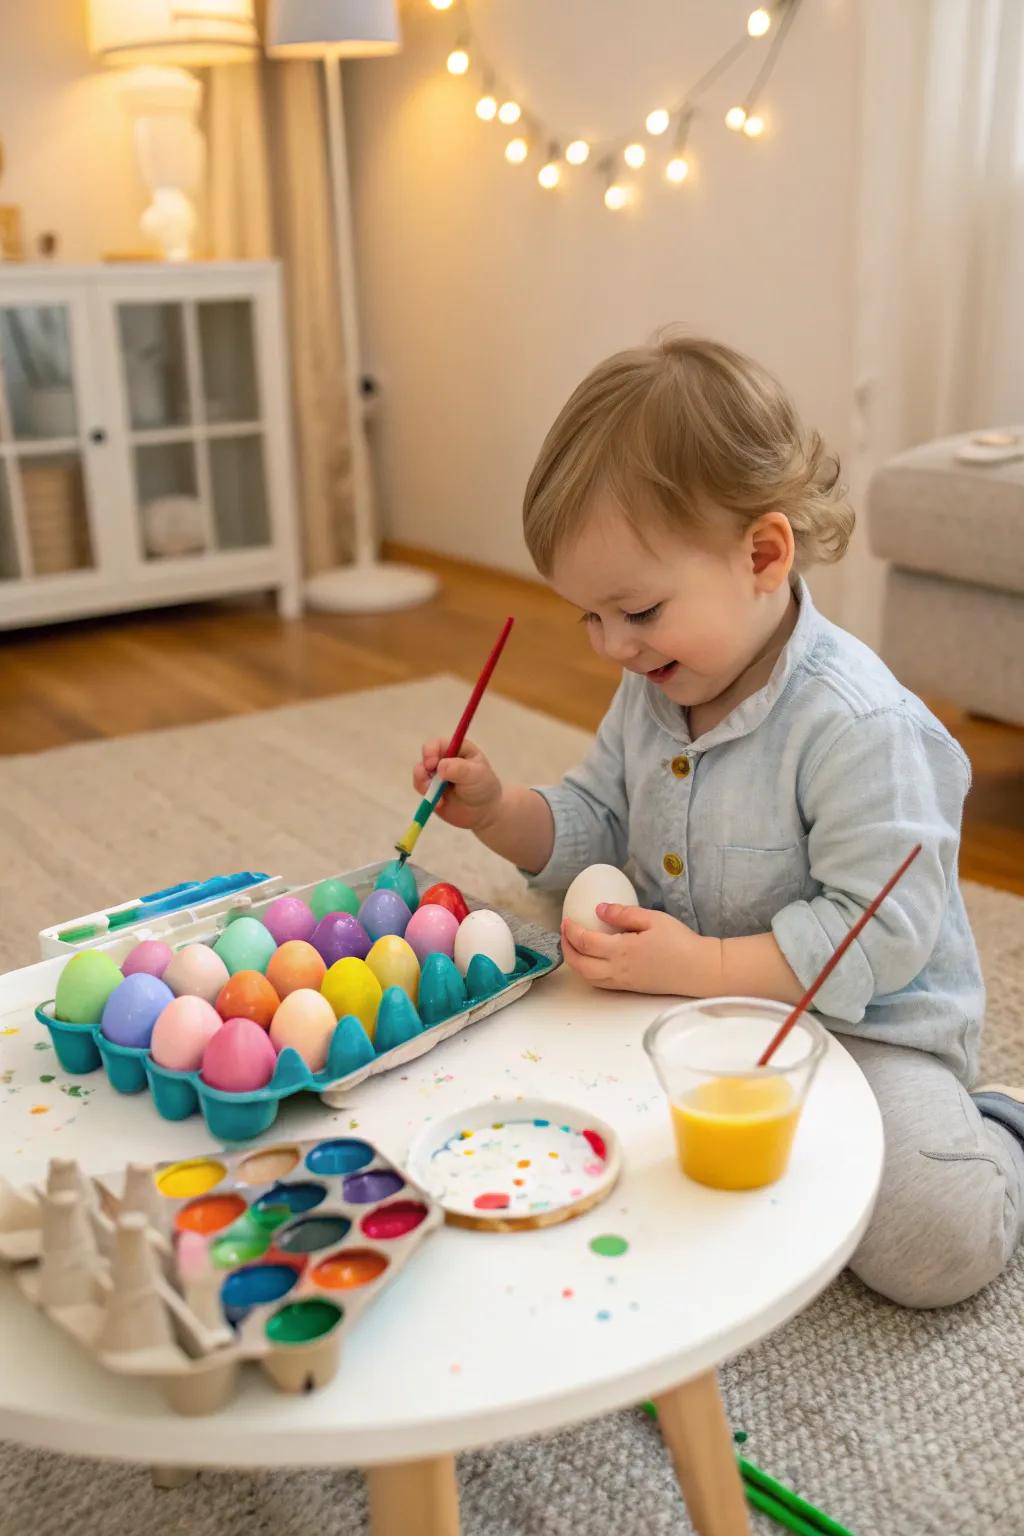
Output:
[{"xmin": 0, "ymin": 262, "xmax": 301, "ymax": 629}]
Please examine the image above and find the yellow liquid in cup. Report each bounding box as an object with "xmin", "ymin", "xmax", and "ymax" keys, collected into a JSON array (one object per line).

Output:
[{"xmin": 671, "ymin": 1074, "xmax": 801, "ymax": 1190}]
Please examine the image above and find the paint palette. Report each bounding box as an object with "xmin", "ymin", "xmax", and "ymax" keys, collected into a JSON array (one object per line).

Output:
[
  {"xmin": 406, "ymin": 1099, "xmax": 622, "ymax": 1232},
  {"xmin": 0, "ymin": 1136, "xmax": 441, "ymax": 1416}
]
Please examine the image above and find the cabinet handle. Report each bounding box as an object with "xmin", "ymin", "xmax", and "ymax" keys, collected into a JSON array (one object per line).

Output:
[{"xmin": 89, "ymin": 428, "xmax": 107, "ymax": 444}]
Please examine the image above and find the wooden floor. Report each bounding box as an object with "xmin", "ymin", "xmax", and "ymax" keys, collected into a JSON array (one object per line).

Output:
[{"xmin": 2, "ymin": 545, "xmax": 1022, "ymax": 896}]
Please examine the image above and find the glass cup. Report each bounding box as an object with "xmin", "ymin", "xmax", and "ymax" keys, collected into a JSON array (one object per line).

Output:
[{"xmin": 643, "ymin": 998, "xmax": 827, "ymax": 1191}]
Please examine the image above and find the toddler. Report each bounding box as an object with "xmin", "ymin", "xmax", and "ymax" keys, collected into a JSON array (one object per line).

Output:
[{"xmin": 414, "ymin": 334, "xmax": 1024, "ymax": 1308}]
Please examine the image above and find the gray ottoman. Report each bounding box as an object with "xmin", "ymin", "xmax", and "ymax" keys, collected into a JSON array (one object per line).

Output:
[{"xmin": 868, "ymin": 432, "xmax": 1024, "ymax": 726}]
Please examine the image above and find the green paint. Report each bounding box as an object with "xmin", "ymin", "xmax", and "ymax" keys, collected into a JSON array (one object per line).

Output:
[
  {"xmin": 590, "ymin": 1234, "xmax": 629, "ymax": 1258},
  {"xmin": 211, "ymin": 1233, "xmax": 269, "ymax": 1268},
  {"xmin": 34, "ymin": 1042, "xmax": 52, "ymax": 1051},
  {"xmin": 40, "ymin": 1075, "xmax": 54, "ymax": 1084},
  {"xmin": 265, "ymin": 1298, "xmax": 342, "ymax": 1345},
  {"xmin": 58, "ymin": 925, "xmax": 97, "ymax": 943},
  {"xmin": 108, "ymin": 908, "xmax": 140, "ymax": 930},
  {"xmin": 641, "ymin": 1401, "xmax": 657, "ymax": 1421},
  {"xmin": 60, "ymin": 1084, "xmax": 84, "ymax": 1098},
  {"xmin": 249, "ymin": 1202, "xmax": 290, "ymax": 1232},
  {"xmin": 734, "ymin": 1430, "xmax": 748, "ymax": 1444}
]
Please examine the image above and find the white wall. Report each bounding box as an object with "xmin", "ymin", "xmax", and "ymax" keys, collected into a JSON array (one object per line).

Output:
[
  {"xmin": 347, "ymin": 0, "xmax": 863, "ymax": 621},
  {"xmin": 0, "ymin": 0, "xmax": 143, "ymax": 263}
]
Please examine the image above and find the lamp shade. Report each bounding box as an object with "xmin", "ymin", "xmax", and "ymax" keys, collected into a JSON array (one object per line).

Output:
[
  {"xmin": 88, "ymin": 1, "xmax": 259, "ymax": 65},
  {"xmin": 266, "ymin": 0, "xmax": 401, "ymax": 58}
]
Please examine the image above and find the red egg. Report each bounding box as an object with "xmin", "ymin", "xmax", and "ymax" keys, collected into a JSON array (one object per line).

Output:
[
  {"xmin": 215, "ymin": 970, "xmax": 280, "ymax": 1030},
  {"xmin": 419, "ymin": 882, "xmax": 470, "ymax": 924}
]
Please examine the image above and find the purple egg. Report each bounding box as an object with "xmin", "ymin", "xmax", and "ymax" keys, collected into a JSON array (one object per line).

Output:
[
  {"xmin": 121, "ymin": 939, "xmax": 173, "ymax": 980},
  {"xmin": 262, "ymin": 895, "xmax": 316, "ymax": 946},
  {"xmin": 404, "ymin": 903, "xmax": 459, "ymax": 964},
  {"xmin": 310, "ymin": 912, "xmax": 372, "ymax": 966},
  {"xmin": 100, "ymin": 973, "xmax": 175, "ymax": 1049},
  {"xmin": 358, "ymin": 889, "xmax": 412, "ymax": 943}
]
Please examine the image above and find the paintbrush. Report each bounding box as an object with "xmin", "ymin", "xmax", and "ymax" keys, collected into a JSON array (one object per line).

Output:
[{"xmin": 395, "ymin": 615, "xmax": 515, "ymax": 866}]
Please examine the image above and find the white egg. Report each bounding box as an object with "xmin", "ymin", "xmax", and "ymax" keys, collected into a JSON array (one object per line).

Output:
[
  {"xmin": 562, "ymin": 864, "xmax": 639, "ymax": 934},
  {"xmin": 453, "ymin": 909, "xmax": 517, "ymax": 976}
]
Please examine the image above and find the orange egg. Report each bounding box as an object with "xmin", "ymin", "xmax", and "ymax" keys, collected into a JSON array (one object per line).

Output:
[
  {"xmin": 265, "ymin": 940, "xmax": 327, "ymax": 1000},
  {"xmin": 215, "ymin": 969, "xmax": 280, "ymax": 1030}
]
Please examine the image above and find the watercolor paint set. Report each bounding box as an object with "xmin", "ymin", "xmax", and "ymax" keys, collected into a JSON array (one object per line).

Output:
[
  {"xmin": 0, "ymin": 1135, "xmax": 441, "ymax": 1416},
  {"xmin": 33, "ymin": 861, "xmax": 561, "ymax": 1141}
]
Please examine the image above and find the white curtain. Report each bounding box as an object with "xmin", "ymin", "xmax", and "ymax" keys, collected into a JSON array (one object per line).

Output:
[{"xmin": 842, "ymin": 0, "xmax": 1024, "ymax": 647}]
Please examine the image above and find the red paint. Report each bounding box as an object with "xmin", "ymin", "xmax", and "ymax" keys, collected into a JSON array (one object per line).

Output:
[
  {"xmin": 419, "ymin": 883, "xmax": 470, "ymax": 924},
  {"xmin": 361, "ymin": 1200, "xmax": 428, "ymax": 1240},
  {"xmin": 562, "ymin": 1288, "xmax": 574, "ymax": 1299},
  {"xmin": 583, "ymin": 1129, "xmax": 607, "ymax": 1161},
  {"xmin": 473, "ymin": 1192, "xmax": 510, "ymax": 1211}
]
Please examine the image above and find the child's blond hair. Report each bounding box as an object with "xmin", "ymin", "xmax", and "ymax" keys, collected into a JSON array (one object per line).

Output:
[{"xmin": 523, "ymin": 331, "xmax": 853, "ymax": 575}]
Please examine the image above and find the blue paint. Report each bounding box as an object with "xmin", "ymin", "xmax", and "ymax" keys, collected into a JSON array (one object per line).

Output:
[
  {"xmin": 255, "ymin": 1181, "xmax": 326, "ymax": 1216},
  {"xmin": 597, "ymin": 1310, "xmax": 612, "ymax": 1322},
  {"xmin": 221, "ymin": 1263, "xmax": 297, "ymax": 1325},
  {"xmin": 305, "ymin": 1139, "xmax": 374, "ymax": 1176},
  {"xmin": 534, "ymin": 1118, "xmax": 550, "ymax": 1127}
]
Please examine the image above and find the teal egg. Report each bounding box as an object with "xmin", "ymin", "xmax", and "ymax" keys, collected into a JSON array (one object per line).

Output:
[
  {"xmin": 418, "ymin": 952, "xmax": 467, "ymax": 1026},
  {"xmin": 374, "ymin": 860, "xmax": 419, "ymax": 913},
  {"xmin": 310, "ymin": 879, "xmax": 360, "ymax": 921},
  {"xmin": 374, "ymin": 987, "xmax": 424, "ymax": 1054},
  {"xmin": 465, "ymin": 953, "xmax": 506, "ymax": 1001},
  {"xmin": 325, "ymin": 1013, "xmax": 376, "ymax": 1078},
  {"xmin": 213, "ymin": 917, "xmax": 276, "ymax": 976}
]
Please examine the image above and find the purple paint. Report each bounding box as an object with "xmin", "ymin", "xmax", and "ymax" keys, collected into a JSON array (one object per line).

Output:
[{"xmin": 343, "ymin": 1169, "xmax": 405, "ymax": 1204}]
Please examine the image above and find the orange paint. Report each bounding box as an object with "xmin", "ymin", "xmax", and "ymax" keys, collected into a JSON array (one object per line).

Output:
[
  {"xmin": 175, "ymin": 1192, "xmax": 247, "ymax": 1236},
  {"xmin": 517, "ymin": 1159, "xmax": 530, "ymax": 1169},
  {"xmin": 312, "ymin": 1249, "xmax": 388, "ymax": 1290},
  {"xmin": 30, "ymin": 1105, "xmax": 48, "ymax": 1115},
  {"xmin": 671, "ymin": 1075, "xmax": 801, "ymax": 1190}
]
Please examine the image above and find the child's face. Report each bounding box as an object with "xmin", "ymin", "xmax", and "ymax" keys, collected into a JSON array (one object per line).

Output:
[{"xmin": 549, "ymin": 496, "xmax": 791, "ymax": 710}]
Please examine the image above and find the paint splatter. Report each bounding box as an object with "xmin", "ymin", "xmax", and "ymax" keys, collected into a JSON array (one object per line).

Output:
[
  {"xmin": 590, "ymin": 1234, "xmax": 629, "ymax": 1259},
  {"xmin": 548, "ymin": 1151, "xmax": 559, "ymax": 1160},
  {"xmin": 596, "ymin": 1310, "xmax": 612, "ymax": 1322},
  {"xmin": 39, "ymin": 1075, "xmax": 54, "ymax": 1084},
  {"xmin": 521, "ymin": 1050, "xmax": 541, "ymax": 1063},
  {"xmin": 534, "ymin": 1118, "xmax": 550, "ymax": 1127},
  {"xmin": 450, "ymin": 1364, "xmax": 462, "ymax": 1376},
  {"xmin": 473, "ymin": 1192, "xmax": 510, "ymax": 1211},
  {"xmin": 584, "ymin": 1162, "xmax": 604, "ymax": 1178},
  {"xmin": 517, "ymin": 1159, "xmax": 531, "ymax": 1169},
  {"xmin": 583, "ymin": 1129, "xmax": 607, "ymax": 1160},
  {"xmin": 513, "ymin": 1178, "xmax": 525, "ymax": 1187},
  {"xmin": 33, "ymin": 1042, "xmax": 51, "ymax": 1052},
  {"xmin": 30, "ymin": 1105, "xmax": 49, "ymax": 1116},
  {"xmin": 562, "ymin": 1288, "xmax": 574, "ymax": 1299},
  {"xmin": 1, "ymin": 1027, "xmax": 19, "ymax": 1037}
]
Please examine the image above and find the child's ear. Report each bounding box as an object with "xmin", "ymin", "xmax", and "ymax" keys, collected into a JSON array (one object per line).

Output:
[{"xmin": 749, "ymin": 512, "xmax": 795, "ymax": 591}]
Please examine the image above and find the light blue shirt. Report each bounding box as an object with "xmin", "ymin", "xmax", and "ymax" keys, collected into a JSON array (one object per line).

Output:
[{"xmin": 530, "ymin": 579, "xmax": 984, "ymax": 1081}]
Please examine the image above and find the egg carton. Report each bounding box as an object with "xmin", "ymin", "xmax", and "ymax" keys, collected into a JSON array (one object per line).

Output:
[
  {"xmin": 0, "ymin": 1136, "xmax": 442, "ymax": 1416},
  {"xmin": 34, "ymin": 862, "xmax": 561, "ymax": 1142}
]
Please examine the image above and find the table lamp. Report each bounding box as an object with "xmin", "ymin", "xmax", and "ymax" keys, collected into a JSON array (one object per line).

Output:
[
  {"xmin": 267, "ymin": 0, "xmax": 439, "ymax": 613},
  {"xmin": 88, "ymin": 1, "xmax": 259, "ymax": 261}
]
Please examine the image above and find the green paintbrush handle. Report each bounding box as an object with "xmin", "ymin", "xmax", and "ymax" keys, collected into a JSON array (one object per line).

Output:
[{"xmin": 740, "ymin": 1459, "xmax": 856, "ymax": 1536}]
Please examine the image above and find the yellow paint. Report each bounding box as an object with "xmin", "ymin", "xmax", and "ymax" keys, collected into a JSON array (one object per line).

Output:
[
  {"xmin": 548, "ymin": 1151, "xmax": 559, "ymax": 1159},
  {"xmin": 156, "ymin": 1157, "xmax": 227, "ymax": 1200},
  {"xmin": 671, "ymin": 1075, "xmax": 801, "ymax": 1191},
  {"xmin": 30, "ymin": 1105, "xmax": 48, "ymax": 1115},
  {"xmin": 2, "ymin": 1027, "xmax": 19, "ymax": 1036}
]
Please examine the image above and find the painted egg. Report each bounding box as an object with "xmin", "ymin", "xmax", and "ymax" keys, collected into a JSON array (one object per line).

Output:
[
  {"xmin": 100, "ymin": 973, "xmax": 174, "ymax": 1048},
  {"xmin": 151, "ymin": 995, "xmax": 222, "ymax": 1072},
  {"xmin": 261, "ymin": 895, "xmax": 316, "ymax": 946},
  {"xmin": 215, "ymin": 969, "xmax": 280, "ymax": 1030},
  {"xmin": 213, "ymin": 917, "xmax": 277, "ymax": 976},
  {"xmin": 54, "ymin": 950, "xmax": 124, "ymax": 1026},
  {"xmin": 404, "ymin": 903, "xmax": 459, "ymax": 964},
  {"xmin": 419, "ymin": 882, "xmax": 470, "ymax": 924},
  {"xmin": 265, "ymin": 940, "xmax": 326, "ymax": 1000},
  {"xmin": 358, "ymin": 889, "xmax": 412, "ymax": 943},
  {"xmin": 311, "ymin": 912, "xmax": 371, "ymax": 966},
  {"xmin": 419, "ymin": 952, "xmax": 467, "ymax": 1025},
  {"xmin": 453, "ymin": 909, "xmax": 516, "ymax": 977},
  {"xmin": 310, "ymin": 878, "xmax": 360, "ymax": 921},
  {"xmin": 321, "ymin": 957, "xmax": 383, "ymax": 1041},
  {"xmin": 201, "ymin": 1017, "xmax": 278, "ymax": 1093},
  {"xmin": 163, "ymin": 943, "xmax": 230, "ymax": 1005},
  {"xmin": 374, "ymin": 860, "xmax": 419, "ymax": 913},
  {"xmin": 366, "ymin": 935, "xmax": 420, "ymax": 1003},
  {"xmin": 120, "ymin": 939, "xmax": 173, "ymax": 980},
  {"xmin": 562, "ymin": 864, "xmax": 639, "ymax": 934},
  {"xmin": 268, "ymin": 989, "xmax": 338, "ymax": 1072}
]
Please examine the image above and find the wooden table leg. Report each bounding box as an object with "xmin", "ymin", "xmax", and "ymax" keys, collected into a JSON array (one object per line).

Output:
[
  {"xmin": 366, "ymin": 1456, "xmax": 460, "ymax": 1536},
  {"xmin": 655, "ymin": 1371, "xmax": 751, "ymax": 1536}
]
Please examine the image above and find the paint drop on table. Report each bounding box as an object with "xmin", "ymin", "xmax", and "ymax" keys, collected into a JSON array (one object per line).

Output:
[
  {"xmin": 596, "ymin": 1310, "xmax": 612, "ymax": 1322},
  {"xmin": 361, "ymin": 1201, "xmax": 428, "ymax": 1240},
  {"xmin": 473, "ymin": 1192, "xmax": 510, "ymax": 1211},
  {"xmin": 265, "ymin": 1297, "xmax": 342, "ymax": 1345},
  {"xmin": 590, "ymin": 1234, "xmax": 629, "ymax": 1258},
  {"xmin": 312, "ymin": 1249, "xmax": 388, "ymax": 1290},
  {"xmin": 157, "ymin": 1157, "xmax": 226, "ymax": 1200}
]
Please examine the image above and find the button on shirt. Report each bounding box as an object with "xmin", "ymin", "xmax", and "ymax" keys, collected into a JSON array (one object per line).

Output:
[{"xmin": 530, "ymin": 580, "xmax": 984, "ymax": 1081}]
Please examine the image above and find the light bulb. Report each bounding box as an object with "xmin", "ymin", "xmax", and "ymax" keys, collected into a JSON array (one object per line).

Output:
[
  {"xmin": 645, "ymin": 108, "xmax": 670, "ymax": 136},
  {"xmin": 446, "ymin": 48, "xmax": 470, "ymax": 75},
  {"xmin": 505, "ymin": 137, "xmax": 529, "ymax": 164},
  {"xmin": 475, "ymin": 94, "xmax": 497, "ymax": 121},
  {"xmin": 743, "ymin": 114, "xmax": 765, "ymax": 137},
  {"xmin": 498, "ymin": 100, "xmax": 521, "ymax": 125},
  {"xmin": 666, "ymin": 156, "xmax": 689, "ymax": 183},
  {"xmin": 747, "ymin": 7, "xmax": 771, "ymax": 36},
  {"xmin": 429, "ymin": 0, "xmax": 454, "ymax": 9},
  {"xmin": 538, "ymin": 161, "xmax": 561, "ymax": 189},
  {"xmin": 604, "ymin": 183, "xmax": 628, "ymax": 211},
  {"xmin": 565, "ymin": 139, "xmax": 590, "ymax": 165},
  {"xmin": 624, "ymin": 143, "xmax": 646, "ymax": 169},
  {"xmin": 725, "ymin": 105, "xmax": 747, "ymax": 131}
]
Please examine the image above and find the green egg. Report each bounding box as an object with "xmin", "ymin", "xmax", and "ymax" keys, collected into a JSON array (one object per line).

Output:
[
  {"xmin": 54, "ymin": 951, "xmax": 124, "ymax": 1026},
  {"xmin": 213, "ymin": 917, "xmax": 276, "ymax": 976},
  {"xmin": 374, "ymin": 860, "xmax": 419, "ymax": 913},
  {"xmin": 310, "ymin": 879, "xmax": 360, "ymax": 921}
]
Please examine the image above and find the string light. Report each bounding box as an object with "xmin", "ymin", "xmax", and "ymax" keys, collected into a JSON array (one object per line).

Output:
[
  {"xmin": 505, "ymin": 136, "xmax": 529, "ymax": 164},
  {"xmin": 565, "ymin": 139, "xmax": 590, "ymax": 165},
  {"xmin": 498, "ymin": 100, "xmax": 521, "ymax": 125},
  {"xmin": 475, "ymin": 94, "xmax": 497, "ymax": 121},
  {"xmin": 446, "ymin": 46, "xmax": 469, "ymax": 76},
  {"xmin": 604, "ymin": 183, "xmax": 628, "ymax": 211},
  {"xmin": 743, "ymin": 114, "xmax": 764, "ymax": 137},
  {"xmin": 538, "ymin": 159, "xmax": 561, "ymax": 189},
  {"xmin": 623, "ymin": 143, "xmax": 646, "ymax": 169},
  {"xmin": 429, "ymin": 0, "xmax": 453, "ymax": 8},
  {"xmin": 725, "ymin": 105, "xmax": 747, "ymax": 130},
  {"xmin": 666, "ymin": 156, "xmax": 690, "ymax": 183},
  {"xmin": 747, "ymin": 8, "xmax": 771, "ymax": 36},
  {"xmin": 645, "ymin": 108, "xmax": 670, "ymax": 136}
]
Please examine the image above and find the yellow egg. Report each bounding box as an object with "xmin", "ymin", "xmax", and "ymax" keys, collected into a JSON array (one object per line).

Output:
[
  {"xmin": 366, "ymin": 935, "xmax": 420, "ymax": 1004},
  {"xmin": 321, "ymin": 957, "xmax": 383, "ymax": 1042}
]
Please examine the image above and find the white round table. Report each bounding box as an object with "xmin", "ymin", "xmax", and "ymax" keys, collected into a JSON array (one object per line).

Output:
[{"xmin": 0, "ymin": 958, "xmax": 883, "ymax": 1536}]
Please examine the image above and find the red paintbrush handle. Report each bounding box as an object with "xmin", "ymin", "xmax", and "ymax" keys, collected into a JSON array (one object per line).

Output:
[
  {"xmin": 443, "ymin": 615, "xmax": 515, "ymax": 759},
  {"xmin": 757, "ymin": 842, "xmax": 923, "ymax": 1068}
]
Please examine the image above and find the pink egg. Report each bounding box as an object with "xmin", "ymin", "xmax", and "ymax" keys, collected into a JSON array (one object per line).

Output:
[
  {"xmin": 121, "ymin": 939, "xmax": 173, "ymax": 980},
  {"xmin": 262, "ymin": 895, "xmax": 316, "ymax": 946},
  {"xmin": 404, "ymin": 903, "xmax": 460, "ymax": 964},
  {"xmin": 150, "ymin": 996, "xmax": 222, "ymax": 1072},
  {"xmin": 201, "ymin": 1017, "xmax": 278, "ymax": 1093},
  {"xmin": 163, "ymin": 944, "xmax": 230, "ymax": 1005},
  {"xmin": 269, "ymin": 989, "xmax": 337, "ymax": 1073}
]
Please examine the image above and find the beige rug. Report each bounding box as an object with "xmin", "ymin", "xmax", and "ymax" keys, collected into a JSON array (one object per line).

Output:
[{"xmin": 1, "ymin": 677, "xmax": 1023, "ymax": 1536}]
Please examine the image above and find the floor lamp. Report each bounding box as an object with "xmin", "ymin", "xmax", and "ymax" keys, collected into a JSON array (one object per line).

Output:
[{"xmin": 266, "ymin": 0, "xmax": 440, "ymax": 613}]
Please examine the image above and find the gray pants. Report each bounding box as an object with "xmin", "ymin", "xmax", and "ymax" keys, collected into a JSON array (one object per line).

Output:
[{"xmin": 841, "ymin": 1035, "xmax": 1024, "ymax": 1308}]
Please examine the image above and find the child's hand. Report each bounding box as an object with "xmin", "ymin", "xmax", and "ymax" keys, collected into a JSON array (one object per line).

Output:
[
  {"xmin": 414, "ymin": 737, "xmax": 504, "ymax": 832},
  {"xmin": 561, "ymin": 904, "xmax": 715, "ymax": 995}
]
